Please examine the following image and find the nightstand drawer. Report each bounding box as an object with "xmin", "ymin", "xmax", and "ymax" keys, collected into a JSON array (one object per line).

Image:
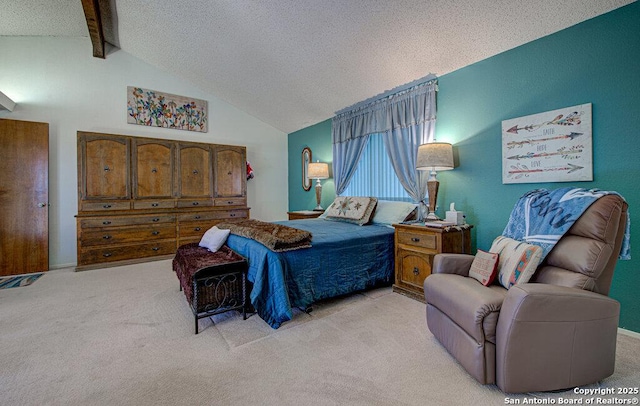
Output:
[{"xmin": 397, "ymin": 231, "xmax": 436, "ymax": 250}]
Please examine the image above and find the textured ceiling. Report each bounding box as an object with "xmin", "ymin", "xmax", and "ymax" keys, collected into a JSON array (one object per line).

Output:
[{"xmin": 1, "ymin": 0, "xmax": 634, "ymax": 133}]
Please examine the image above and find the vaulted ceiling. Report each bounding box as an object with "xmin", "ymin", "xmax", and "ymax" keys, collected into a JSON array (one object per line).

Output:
[{"xmin": 1, "ymin": 0, "xmax": 634, "ymax": 133}]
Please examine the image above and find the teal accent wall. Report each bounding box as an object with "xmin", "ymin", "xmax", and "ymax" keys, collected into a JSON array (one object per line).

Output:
[
  {"xmin": 288, "ymin": 119, "xmax": 336, "ymax": 211},
  {"xmin": 287, "ymin": 2, "xmax": 640, "ymax": 332}
]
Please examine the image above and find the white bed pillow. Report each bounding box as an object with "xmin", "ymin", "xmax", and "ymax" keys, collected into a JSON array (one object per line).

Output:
[
  {"xmin": 199, "ymin": 226, "xmax": 231, "ymax": 252},
  {"xmin": 371, "ymin": 200, "xmax": 418, "ymax": 225}
]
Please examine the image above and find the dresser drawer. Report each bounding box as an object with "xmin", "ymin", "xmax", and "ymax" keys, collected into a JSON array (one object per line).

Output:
[
  {"xmin": 133, "ymin": 199, "xmax": 175, "ymax": 210},
  {"xmin": 177, "ymin": 199, "xmax": 214, "ymax": 208},
  {"xmin": 214, "ymin": 197, "xmax": 246, "ymax": 207},
  {"xmin": 177, "ymin": 209, "xmax": 248, "ymax": 222},
  {"xmin": 79, "ymin": 241, "xmax": 176, "ymax": 265},
  {"xmin": 397, "ymin": 231, "xmax": 437, "ymax": 250},
  {"xmin": 80, "ymin": 201, "xmax": 131, "ymax": 212},
  {"xmin": 179, "ymin": 220, "xmax": 220, "ymax": 238},
  {"xmin": 79, "ymin": 214, "xmax": 176, "ymax": 228},
  {"xmin": 80, "ymin": 225, "xmax": 176, "ymax": 247}
]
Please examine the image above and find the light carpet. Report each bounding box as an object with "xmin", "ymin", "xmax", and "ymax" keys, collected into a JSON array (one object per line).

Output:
[{"xmin": 0, "ymin": 259, "xmax": 638, "ymax": 406}]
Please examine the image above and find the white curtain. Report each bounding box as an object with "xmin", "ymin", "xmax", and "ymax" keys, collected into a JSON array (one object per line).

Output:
[{"xmin": 331, "ymin": 76, "xmax": 437, "ymax": 201}]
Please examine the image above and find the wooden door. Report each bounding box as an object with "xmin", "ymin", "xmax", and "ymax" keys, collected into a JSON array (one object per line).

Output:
[
  {"xmin": 214, "ymin": 146, "xmax": 246, "ymax": 198},
  {"xmin": 0, "ymin": 118, "xmax": 49, "ymax": 276},
  {"xmin": 78, "ymin": 132, "xmax": 130, "ymax": 201},
  {"xmin": 177, "ymin": 143, "xmax": 212, "ymax": 198},
  {"xmin": 132, "ymin": 138, "xmax": 174, "ymax": 199}
]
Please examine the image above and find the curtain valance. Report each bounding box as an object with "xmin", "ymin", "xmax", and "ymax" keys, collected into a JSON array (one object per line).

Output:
[{"xmin": 332, "ymin": 76, "xmax": 437, "ymax": 144}]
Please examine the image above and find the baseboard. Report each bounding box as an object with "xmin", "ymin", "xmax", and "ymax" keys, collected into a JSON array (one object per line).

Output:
[
  {"xmin": 49, "ymin": 263, "xmax": 77, "ymax": 270},
  {"xmin": 618, "ymin": 327, "xmax": 640, "ymax": 339}
]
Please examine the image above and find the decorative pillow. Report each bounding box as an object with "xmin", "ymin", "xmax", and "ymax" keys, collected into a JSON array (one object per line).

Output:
[
  {"xmin": 490, "ymin": 236, "xmax": 543, "ymax": 289},
  {"xmin": 469, "ymin": 249, "xmax": 499, "ymax": 286},
  {"xmin": 199, "ymin": 226, "xmax": 231, "ymax": 252},
  {"xmin": 371, "ymin": 200, "xmax": 419, "ymax": 225},
  {"xmin": 324, "ymin": 196, "xmax": 378, "ymax": 226}
]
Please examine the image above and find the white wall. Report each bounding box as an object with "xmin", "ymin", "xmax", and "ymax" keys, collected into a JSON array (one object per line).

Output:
[{"xmin": 0, "ymin": 37, "xmax": 289, "ymax": 268}]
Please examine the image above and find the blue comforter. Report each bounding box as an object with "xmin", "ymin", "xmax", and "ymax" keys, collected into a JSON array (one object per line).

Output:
[{"xmin": 225, "ymin": 218, "xmax": 395, "ymax": 328}]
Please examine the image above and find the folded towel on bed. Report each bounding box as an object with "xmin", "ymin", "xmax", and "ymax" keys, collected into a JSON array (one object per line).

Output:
[{"xmin": 216, "ymin": 219, "xmax": 312, "ymax": 252}]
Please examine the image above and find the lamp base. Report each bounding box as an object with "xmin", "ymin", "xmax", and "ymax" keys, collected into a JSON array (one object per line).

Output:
[
  {"xmin": 424, "ymin": 211, "xmax": 441, "ymax": 221},
  {"xmin": 314, "ymin": 180, "xmax": 323, "ymax": 211}
]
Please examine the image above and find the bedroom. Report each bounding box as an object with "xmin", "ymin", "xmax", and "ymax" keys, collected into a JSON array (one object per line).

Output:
[{"xmin": 1, "ymin": 1, "xmax": 639, "ymax": 404}]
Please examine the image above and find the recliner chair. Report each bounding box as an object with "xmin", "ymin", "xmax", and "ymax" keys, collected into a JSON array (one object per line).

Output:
[{"xmin": 424, "ymin": 194, "xmax": 628, "ymax": 393}]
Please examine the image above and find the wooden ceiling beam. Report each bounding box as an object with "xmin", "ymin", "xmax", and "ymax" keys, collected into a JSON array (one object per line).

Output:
[{"xmin": 81, "ymin": 0, "xmax": 105, "ymax": 59}]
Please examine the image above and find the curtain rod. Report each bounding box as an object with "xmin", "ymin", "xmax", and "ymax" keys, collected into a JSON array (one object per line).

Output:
[{"xmin": 335, "ymin": 73, "xmax": 437, "ymax": 116}]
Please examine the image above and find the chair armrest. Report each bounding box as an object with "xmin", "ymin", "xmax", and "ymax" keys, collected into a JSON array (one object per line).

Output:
[
  {"xmin": 499, "ymin": 283, "xmax": 619, "ymax": 323},
  {"xmin": 496, "ymin": 284, "xmax": 620, "ymax": 393},
  {"xmin": 432, "ymin": 253, "xmax": 475, "ymax": 277}
]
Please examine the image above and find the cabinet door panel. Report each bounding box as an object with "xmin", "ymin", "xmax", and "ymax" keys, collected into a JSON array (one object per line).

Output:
[
  {"xmin": 133, "ymin": 139, "xmax": 174, "ymax": 198},
  {"xmin": 82, "ymin": 134, "xmax": 130, "ymax": 199},
  {"xmin": 179, "ymin": 144, "xmax": 212, "ymax": 198},
  {"xmin": 399, "ymin": 251, "xmax": 433, "ymax": 288},
  {"xmin": 214, "ymin": 146, "xmax": 246, "ymax": 198}
]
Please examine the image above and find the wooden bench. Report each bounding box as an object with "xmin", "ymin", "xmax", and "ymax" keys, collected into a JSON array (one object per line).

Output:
[{"xmin": 173, "ymin": 243, "xmax": 249, "ymax": 334}]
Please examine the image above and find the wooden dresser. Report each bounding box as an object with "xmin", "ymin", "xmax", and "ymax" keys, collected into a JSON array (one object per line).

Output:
[
  {"xmin": 75, "ymin": 131, "xmax": 249, "ymax": 271},
  {"xmin": 392, "ymin": 223, "xmax": 472, "ymax": 302}
]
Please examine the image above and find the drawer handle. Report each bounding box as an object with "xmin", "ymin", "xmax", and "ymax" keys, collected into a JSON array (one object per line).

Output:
[
  {"xmin": 413, "ymin": 267, "xmax": 420, "ymax": 276},
  {"xmin": 151, "ymin": 168, "xmax": 158, "ymax": 173},
  {"xmin": 103, "ymin": 204, "xmax": 112, "ymax": 209},
  {"xmin": 152, "ymin": 247, "xmax": 160, "ymax": 252},
  {"xmin": 151, "ymin": 203, "xmax": 159, "ymax": 207},
  {"xmin": 411, "ymin": 237, "xmax": 420, "ymax": 242},
  {"xmin": 194, "ymin": 227, "xmax": 201, "ymax": 231},
  {"xmin": 104, "ymin": 166, "xmax": 110, "ymax": 172},
  {"xmin": 152, "ymin": 218, "xmax": 160, "ymax": 222},
  {"xmin": 103, "ymin": 253, "xmax": 112, "ymax": 257},
  {"xmin": 192, "ymin": 169, "xmax": 199, "ymax": 175},
  {"xmin": 194, "ymin": 215, "xmax": 201, "ymax": 219},
  {"xmin": 152, "ymin": 231, "xmax": 160, "ymax": 235},
  {"xmin": 102, "ymin": 221, "xmax": 111, "ymax": 225},
  {"xmin": 103, "ymin": 235, "xmax": 111, "ymax": 240},
  {"xmin": 192, "ymin": 202, "xmax": 199, "ymax": 206},
  {"xmin": 227, "ymin": 201, "xmax": 233, "ymax": 204}
]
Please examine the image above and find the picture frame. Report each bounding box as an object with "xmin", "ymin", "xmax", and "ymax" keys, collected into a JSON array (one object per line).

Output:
[
  {"xmin": 302, "ymin": 147, "xmax": 312, "ymax": 191},
  {"xmin": 502, "ymin": 103, "xmax": 592, "ymax": 184},
  {"xmin": 126, "ymin": 86, "xmax": 208, "ymax": 133}
]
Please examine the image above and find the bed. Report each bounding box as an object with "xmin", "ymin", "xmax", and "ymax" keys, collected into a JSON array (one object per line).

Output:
[{"xmin": 221, "ymin": 198, "xmax": 417, "ymax": 329}]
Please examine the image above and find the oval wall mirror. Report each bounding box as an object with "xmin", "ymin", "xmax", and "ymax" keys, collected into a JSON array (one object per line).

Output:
[{"xmin": 302, "ymin": 147, "xmax": 312, "ymax": 191}]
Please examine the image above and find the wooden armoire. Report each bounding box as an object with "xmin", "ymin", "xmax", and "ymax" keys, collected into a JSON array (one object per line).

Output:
[{"xmin": 75, "ymin": 131, "xmax": 249, "ymax": 271}]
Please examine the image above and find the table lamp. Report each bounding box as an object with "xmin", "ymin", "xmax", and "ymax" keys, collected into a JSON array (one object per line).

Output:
[
  {"xmin": 307, "ymin": 161, "xmax": 329, "ymax": 211},
  {"xmin": 416, "ymin": 142, "xmax": 454, "ymax": 220}
]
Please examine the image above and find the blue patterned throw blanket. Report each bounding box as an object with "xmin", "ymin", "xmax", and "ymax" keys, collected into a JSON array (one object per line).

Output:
[{"xmin": 502, "ymin": 187, "xmax": 631, "ymax": 261}]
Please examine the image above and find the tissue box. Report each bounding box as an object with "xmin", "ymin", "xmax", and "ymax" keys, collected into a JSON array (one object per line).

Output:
[{"xmin": 445, "ymin": 211, "xmax": 465, "ymax": 225}]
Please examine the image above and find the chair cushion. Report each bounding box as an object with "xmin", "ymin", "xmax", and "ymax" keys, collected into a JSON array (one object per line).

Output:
[
  {"xmin": 424, "ymin": 274, "xmax": 507, "ymax": 344},
  {"xmin": 490, "ymin": 236, "xmax": 543, "ymax": 289}
]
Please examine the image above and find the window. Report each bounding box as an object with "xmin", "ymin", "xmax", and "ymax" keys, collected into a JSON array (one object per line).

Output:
[{"xmin": 341, "ymin": 133, "xmax": 412, "ymax": 201}]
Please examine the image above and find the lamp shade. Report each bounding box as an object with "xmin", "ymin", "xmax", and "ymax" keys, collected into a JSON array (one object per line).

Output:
[
  {"xmin": 416, "ymin": 142, "xmax": 454, "ymax": 171},
  {"xmin": 307, "ymin": 162, "xmax": 329, "ymax": 179}
]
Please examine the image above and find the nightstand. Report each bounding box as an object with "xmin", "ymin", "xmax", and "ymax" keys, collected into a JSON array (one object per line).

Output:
[
  {"xmin": 287, "ymin": 210, "xmax": 324, "ymax": 220},
  {"xmin": 392, "ymin": 223, "xmax": 473, "ymax": 302}
]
